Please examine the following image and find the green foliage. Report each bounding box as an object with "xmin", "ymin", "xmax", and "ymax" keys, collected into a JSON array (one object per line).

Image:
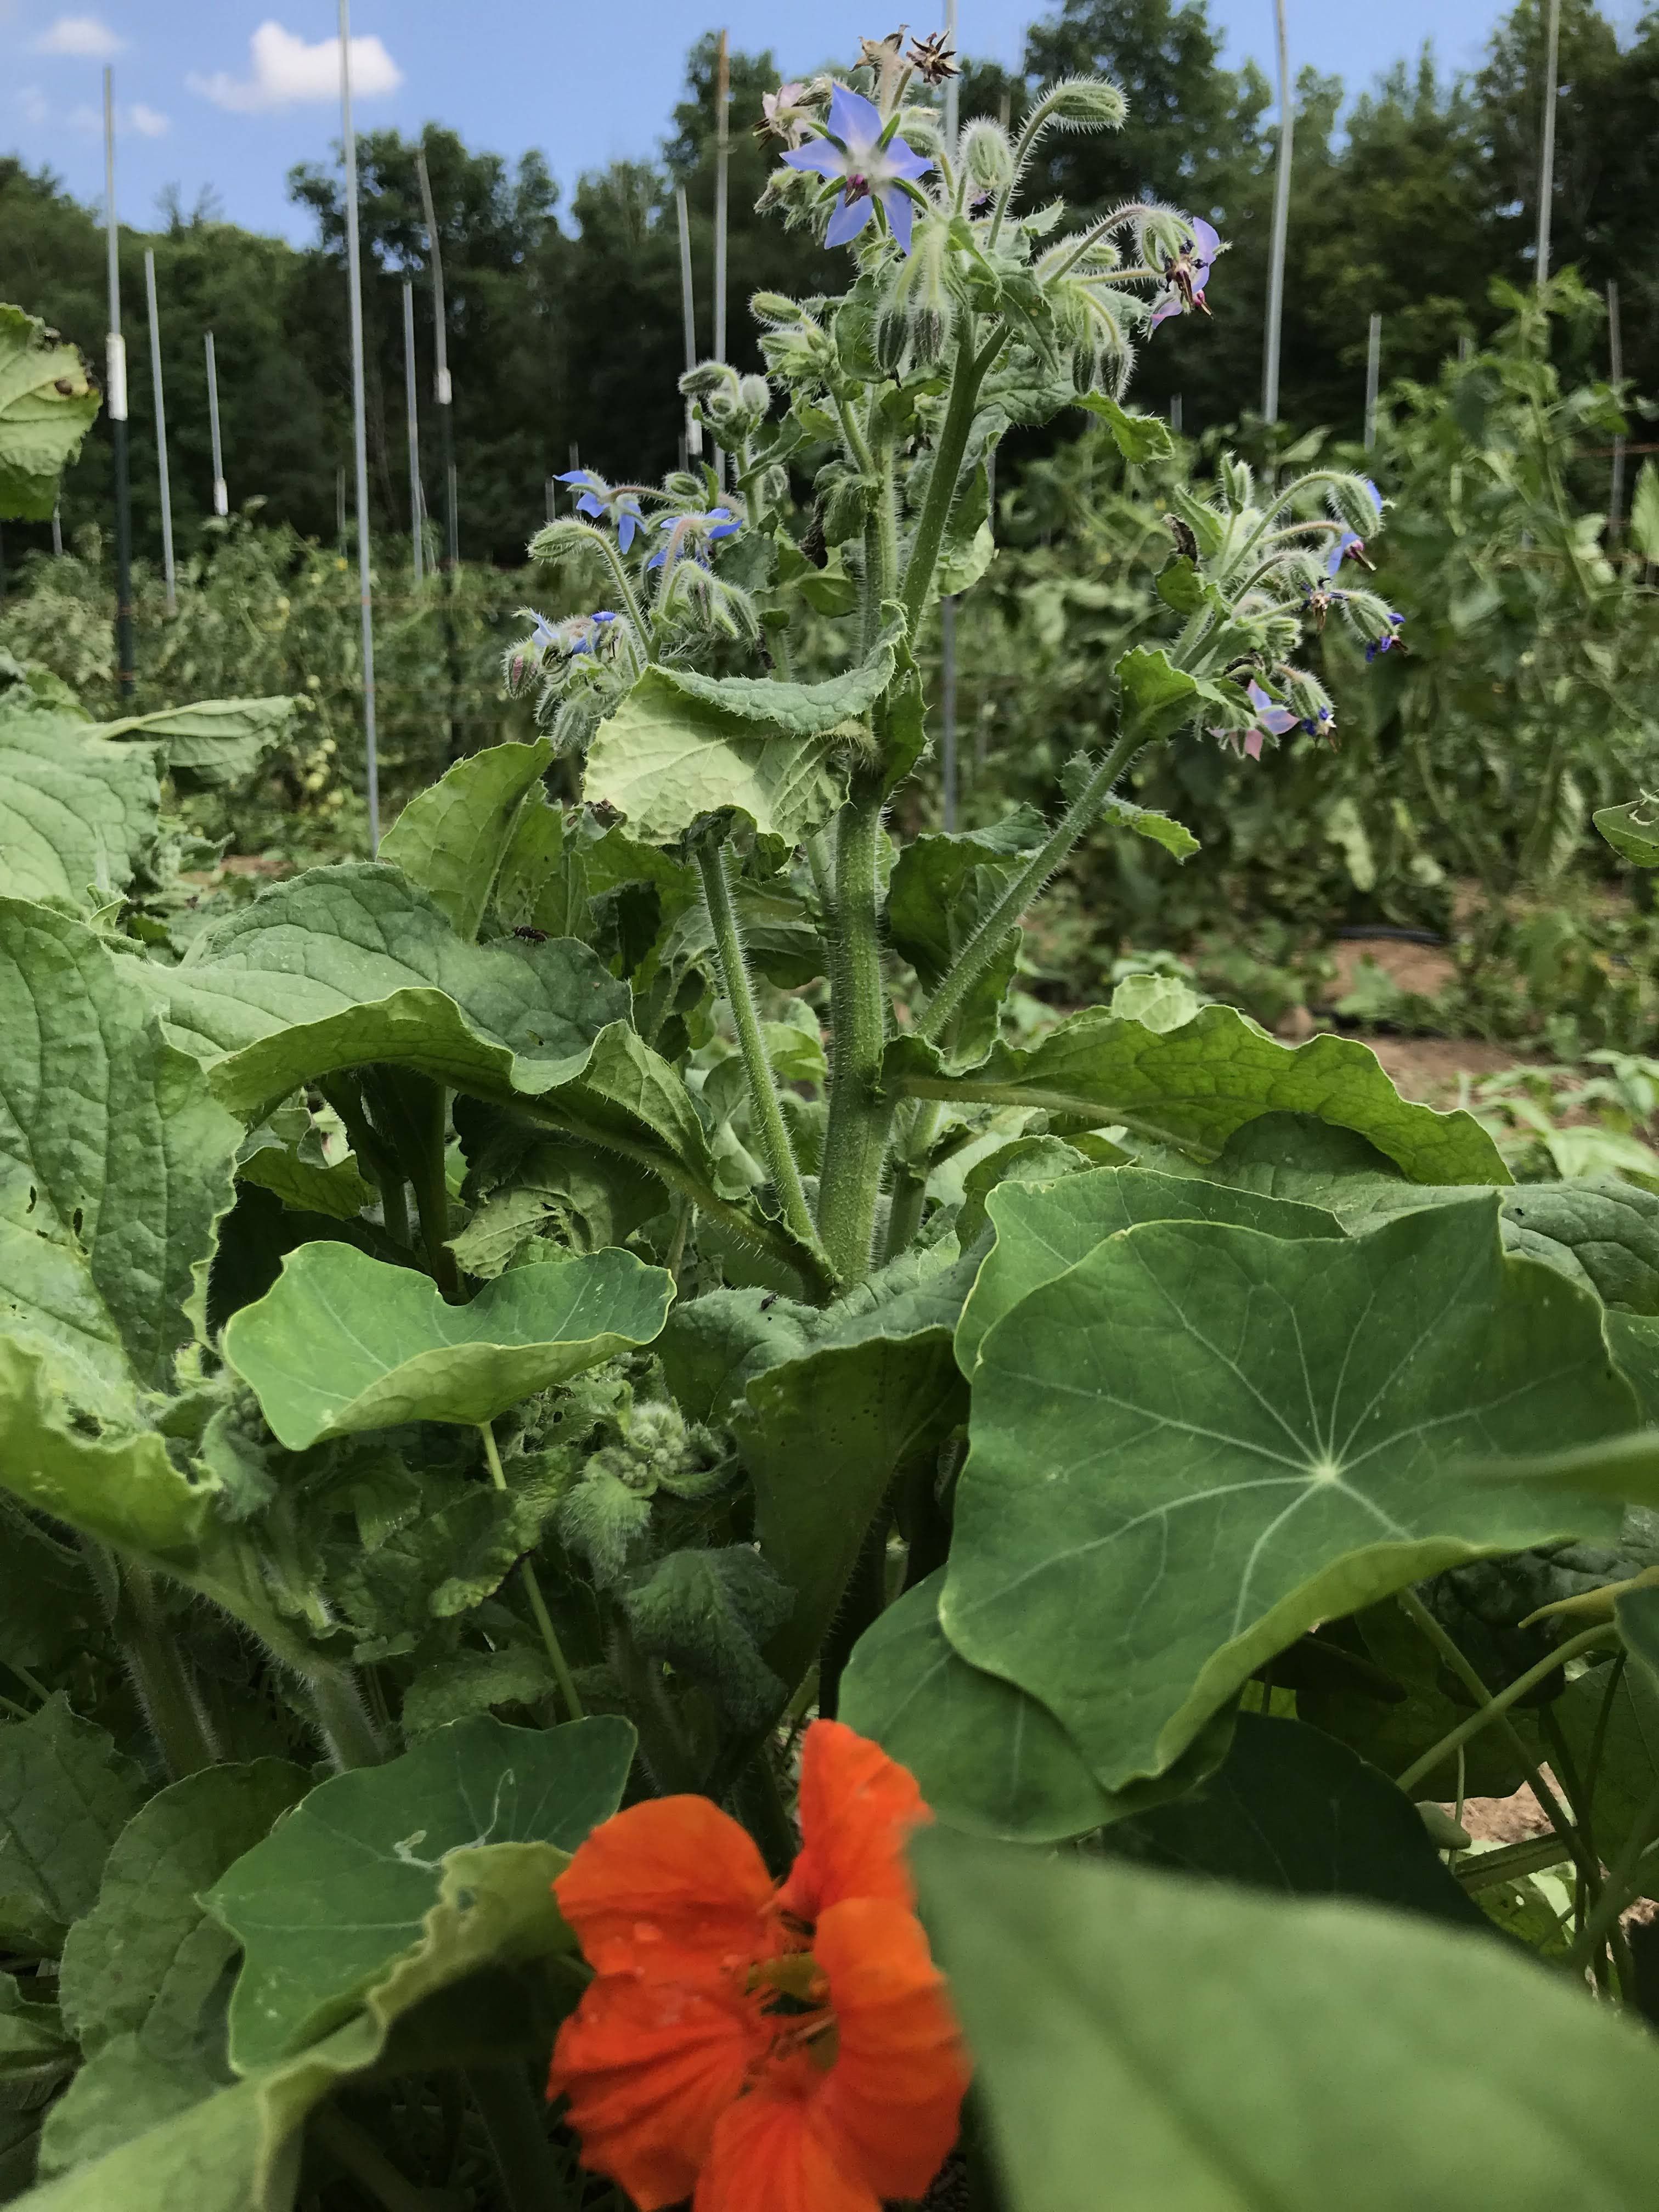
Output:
[
  {"xmin": 7, "ymin": 25, "xmax": 1659, "ymax": 2203},
  {"xmin": 0, "ymin": 306, "xmax": 98, "ymax": 521}
]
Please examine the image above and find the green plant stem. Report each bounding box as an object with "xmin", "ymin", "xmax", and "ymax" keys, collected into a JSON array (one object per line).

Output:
[
  {"xmin": 1393, "ymin": 1622, "xmax": 1616, "ymax": 1795},
  {"xmin": 728, "ymin": 1747, "xmax": 798, "ymax": 1878},
  {"xmin": 610, "ymin": 1619, "xmax": 700, "ymax": 1794},
  {"xmin": 517, "ymin": 1097, "xmax": 833, "ymax": 1302},
  {"xmin": 307, "ymin": 1664, "xmax": 385, "ymax": 1770},
  {"xmin": 1570, "ymin": 1776, "xmax": 1659, "ymax": 1974},
  {"xmin": 900, "ymin": 325, "xmax": 994, "ymax": 635},
  {"xmin": 114, "ymin": 1561, "xmax": 219, "ymax": 1779},
  {"xmin": 409, "ymin": 1081, "xmax": 461, "ymax": 1301},
  {"xmin": 480, "ymin": 1421, "xmax": 585, "ymax": 1722},
  {"xmin": 816, "ymin": 775, "xmax": 894, "ymax": 1284},
  {"xmin": 696, "ymin": 842, "xmax": 822, "ymax": 1256},
  {"xmin": 311, "ymin": 2106, "xmax": 435, "ymax": 2212},
  {"xmin": 915, "ymin": 719, "xmax": 1147, "ymax": 1045},
  {"xmin": 464, "ymin": 2066, "xmax": 566, "ymax": 2212},
  {"xmin": 1395, "ymin": 1592, "xmax": 1601, "ymax": 1896},
  {"xmin": 324, "ymin": 1076, "xmax": 409, "ymax": 1247}
]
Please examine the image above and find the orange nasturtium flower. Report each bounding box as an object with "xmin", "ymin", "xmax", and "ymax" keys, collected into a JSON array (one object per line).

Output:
[{"xmin": 548, "ymin": 1719, "xmax": 968, "ymax": 2211}]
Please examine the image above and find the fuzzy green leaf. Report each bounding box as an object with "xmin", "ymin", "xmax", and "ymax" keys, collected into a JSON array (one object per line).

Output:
[
  {"xmin": 916, "ymin": 1829, "xmax": 1659, "ymax": 2212},
  {"xmin": 0, "ymin": 307, "xmax": 99, "ymax": 521},
  {"xmin": 379, "ymin": 739, "xmax": 555, "ymax": 940},
  {"xmin": 0, "ymin": 901, "xmax": 240, "ymax": 1392},
  {"xmin": 205, "ymin": 1713, "xmax": 634, "ymax": 2069},
  {"xmin": 887, "ymin": 1002, "xmax": 1509, "ymax": 1184},
  {"xmin": 1079, "ymin": 392, "xmax": 1175, "ymax": 464},
  {"xmin": 0, "ymin": 704, "xmax": 161, "ymax": 907},
  {"xmin": 945, "ymin": 1198, "xmax": 1630, "ymax": 1790},
  {"xmin": 95, "ymin": 698, "xmax": 296, "ymax": 791},
  {"xmin": 224, "ymin": 1242, "xmax": 673, "ymax": 1449},
  {"xmin": 144, "ymin": 862, "xmax": 631, "ymax": 1119},
  {"xmin": 0, "ymin": 1696, "xmax": 149, "ymax": 1953},
  {"xmin": 0, "ymin": 1338, "xmax": 213, "ymax": 1565},
  {"xmin": 400, "ymin": 1647, "xmax": 557, "ymax": 1736},
  {"xmin": 619, "ymin": 1548, "xmax": 793, "ymax": 1730},
  {"xmin": 584, "ymin": 610, "xmax": 907, "ymax": 842},
  {"xmin": 58, "ymin": 1762, "xmax": 310, "ymax": 2063}
]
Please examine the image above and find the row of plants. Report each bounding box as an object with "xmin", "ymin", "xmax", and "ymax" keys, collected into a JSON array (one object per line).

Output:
[{"xmin": 9, "ymin": 49, "xmax": 1659, "ymax": 2209}]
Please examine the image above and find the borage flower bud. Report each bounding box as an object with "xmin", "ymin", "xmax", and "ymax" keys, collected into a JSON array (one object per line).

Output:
[
  {"xmin": 1037, "ymin": 75, "xmax": 1128, "ymax": 129},
  {"xmin": 1279, "ymin": 666, "xmax": 1336, "ymax": 737},
  {"xmin": 876, "ymin": 218, "xmax": 957, "ymax": 370},
  {"xmin": 1327, "ymin": 472, "xmax": 1385, "ymax": 541},
  {"xmin": 960, "ymin": 117, "xmax": 1015, "ymax": 195},
  {"xmin": 1218, "ymin": 455, "xmax": 1254, "ymax": 512}
]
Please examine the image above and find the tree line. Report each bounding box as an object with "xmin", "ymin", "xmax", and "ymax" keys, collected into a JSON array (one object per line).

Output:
[{"xmin": 1, "ymin": 0, "xmax": 1653, "ymax": 571}]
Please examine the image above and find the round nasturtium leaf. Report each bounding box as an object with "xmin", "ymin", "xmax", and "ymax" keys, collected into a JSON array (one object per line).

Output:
[
  {"xmin": 942, "ymin": 1195, "xmax": 1634, "ymax": 1793},
  {"xmin": 223, "ymin": 1241, "xmax": 674, "ymax": 1449},
  {"xmin": 205, "ymin": 1713, "xmax": 636, "ymax": 2070}
]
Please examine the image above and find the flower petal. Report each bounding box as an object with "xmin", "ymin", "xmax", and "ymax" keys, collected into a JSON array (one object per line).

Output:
[
  {"xmin": 778, "ymin": 1721, "xmax": 929, "ymax": 1925},
  {"xmin": 550, "ymin": 1972, "xmax": 763, "ymax": 2212},
  {"xmin": 826, "ymin": 83, "xmax": 882, "ymax": 154},
  {"xmin": 882, "ymin": 185, "xmax": 916, "ymax": 256},
  {"xmin": 1192, "ymin": 216, "xmax": 1222, "ymax": 262},
  {"xmin": 812, "ymin": 1897, "xmax": 968, "ymax": 2201},
  {"xmin": 1244, "ymin": 728, "xmax": 1264, "ymax": 760},
  {"xmin": 782, "ymin": 137, "xmax": 847, "ymax": 178},
  {"xmin": 884, "ymin": 134, "xmax": 935, "ymax": 181},
  {"xmin": 555, "ymin": 1796, "xmax": 775, "ymax": 1984},
  {"xmin": 1147, "ymin": 288, "xmax": 1182, "ymax": 330},
  {"xmin": 696, "ymin": 2078, "xmax": 877, "ymax": 2212},
  {"xmin": 825, "ymin": 189, "xmax": 877, "ymax": 248}
]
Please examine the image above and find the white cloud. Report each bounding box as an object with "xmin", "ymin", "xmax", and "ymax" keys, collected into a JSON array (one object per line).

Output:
[
  {"xmin": 187, "ymin": 20, "xmax": 402, "ymax": 112},
  {"xmin": 127, "ymin": 100, "xmax": 168, "ymax": 136},
  {"xmin": 15, "ymin": 84, "xmax": 50, "ymax": 126},
  {"xmin": 32, "ymin": 15, "xmax": 126, "ymax": 58}
]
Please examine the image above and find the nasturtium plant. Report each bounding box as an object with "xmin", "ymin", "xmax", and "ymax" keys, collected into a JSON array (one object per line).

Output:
[{"xmin": 2, "ymin": 30, "xmax": 1658, "ymax": 2209}]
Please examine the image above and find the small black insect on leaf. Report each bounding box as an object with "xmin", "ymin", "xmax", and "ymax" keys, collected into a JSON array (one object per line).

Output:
[{"xmin": 513, "ymin": 926, "xmax": 549, "ymax": 943}]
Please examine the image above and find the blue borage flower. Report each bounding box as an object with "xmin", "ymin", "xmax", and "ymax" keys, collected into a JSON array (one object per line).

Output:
[
  {"xmin": 1149, "ymin": 218, "xmax": 1221, "ymax": 331},
  {"xmin": 526, "ymin": 609, "xmax": 618, "ymax": 658},
  {"xmin": 558, "ymin": 470, "xmax": 647, "ymax": 553},
  {"xmin": 1326, "ymin": 479, "xmax": 1385, "ymax": 574},
  {"xmin": 780, "ymin": 83, "xmax": 933, "ymax": 254},
  {"xmin": 1210, "ymin": 679, "xmax": 1296, "ymax": 764},
  {"xmin": 645, "ymin": 507, "xmax": 743, "ymax": 572},
  {"xmin": 1365, "ymin": 612, "xmax": 1406, "ymax": 663}
]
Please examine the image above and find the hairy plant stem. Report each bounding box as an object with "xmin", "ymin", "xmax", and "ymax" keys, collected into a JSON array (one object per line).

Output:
[
  {"xmin": 517, "ymin": 1097, "xmax": 833, "ymax": 1302},
  {"xmin": 308, "ymin": 1666, "xmax": 386, "ymax": 1771},
  {"xmin": 916, "ymin": 719, "xmax": 1147, "ymax": 1045},
  {"xmin": 410, "ymin": 1082, "xmax": 461, "ymax": 1301},
  {"xmin": 326, "ymin": 1077, "xmax": 410, "ymax": 1246},
  {"xmin": 729, "ymin": 1747, "xmax": 798, "ymax": 1878},
  {"xmin": 1395, "ymin": 1591, "xmax": 1601, "ymax": 1897},
  {"xmin": 816, "ymin": 774, "xmax": 894, "ymax": 1284},
  {"xmin": 900, "ymin": 325, "xmax": 993, "ymax": 635},
  {"xmin": 480, "ymin": 1421, "xmax": 585, "ymax": 1721},
  {"xmin": 113, "ymin": 1560, "xmax": 219, "ymax": 1778},
  {"xmin": 696, "ymin": 843, "xmax": 822, "ymax": 1257},
  {"xmin": 464, "ymin": 2065, "xmax": 566, "ymax": 2212}
]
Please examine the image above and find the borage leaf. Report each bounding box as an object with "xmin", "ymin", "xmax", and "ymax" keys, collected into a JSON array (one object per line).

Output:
[{"xmin": 887, "ymin": 1000, "xmax": 1508, "ymax": 1184}]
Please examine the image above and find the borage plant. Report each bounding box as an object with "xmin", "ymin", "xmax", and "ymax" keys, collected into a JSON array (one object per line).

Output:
[{"xmin": 12, "ymin": 37, "xmax": 1659, "ymax": 2212}]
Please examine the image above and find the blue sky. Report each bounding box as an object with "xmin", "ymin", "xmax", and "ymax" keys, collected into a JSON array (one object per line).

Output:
[{"xmin": 2, "ymin": 1, "xmax": 1651, "ymax": 241}]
